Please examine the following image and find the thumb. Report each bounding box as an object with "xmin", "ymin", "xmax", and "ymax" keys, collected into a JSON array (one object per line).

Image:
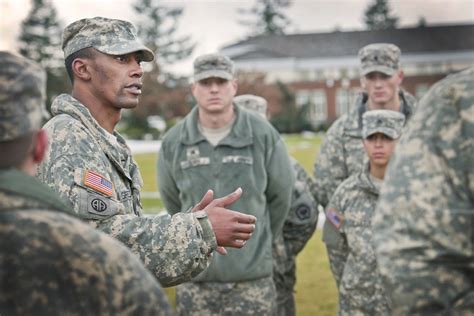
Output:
[{"xmin": 211, "ymin": 187, "xmax": 242, "ymax": 208}]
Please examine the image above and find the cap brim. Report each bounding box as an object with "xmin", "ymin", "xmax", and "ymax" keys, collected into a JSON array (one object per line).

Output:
[
  {"xmin": 193, "ymin": 70, "xmax": 233, "ymax": 82},
  {"xmin": 364, "ymin": 128, "xmax": 399, "ymax": 139},
  {"xmin": 95, "ymin": 42, "xmax": 155, "ymax": 62},
  {"xmin": 361, "ymin": 66, "xmax": 396, "ymax": 76}
]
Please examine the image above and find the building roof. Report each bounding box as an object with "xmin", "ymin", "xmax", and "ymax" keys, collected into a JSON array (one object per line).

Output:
[{"xmin": 221, "ymin": 24, "xmax": 474, "ymax": 60}]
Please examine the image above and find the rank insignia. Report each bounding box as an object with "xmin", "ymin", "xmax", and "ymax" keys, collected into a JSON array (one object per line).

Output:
[
  {"xmin": 326, "ymin": 208, "xmax": 344, "ymax": 229},
  {"xmin": 84, "ymin": 170, "xmax": 114, "ymax": 197}
]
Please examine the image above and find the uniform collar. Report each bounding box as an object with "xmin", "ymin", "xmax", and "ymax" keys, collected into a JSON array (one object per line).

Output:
[{"xmin": 180, "ymin": 104, "xmax": 253, "ymax": 148}]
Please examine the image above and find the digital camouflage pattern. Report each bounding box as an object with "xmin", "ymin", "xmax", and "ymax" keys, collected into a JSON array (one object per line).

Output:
[
  {"xmin": 234, "ymin": 94, "xmax": 268, "ymax": 118},
  {"xmin": 358, "ymin": 43, "xmax": 400, "ymax": 76},
  {"xmin": 37, "ymin": 94, "xmax": 217, "ymax": 287},
  {"xmin": 0, "ymin": 51, "xmax": 45, "ymax": 141},
  {"xmin": 0, "ymin": 167, "xmax": 173, "ymax": 315},
  {"xmin": 175, "ymin": 277, "xmax": 276, "ymax": 315},
  {"xmin": 362, "ymin": 109, "xmax": 405, "ymax": 139},
  {"xmin": 62, "ymin": 17, "xmax": 154, "ymax": 61},
  {"xmin": 193, "ymin": 53, "xmax": 234, "ymax": 82},
  {"xmin": 373, "ymin": 67, "xmax": 474, "ymax": 314},
  {"xmin": 323, "ymin": 166, "xmax": 390, "ymax": 315},
  {"xmin": 312, "ymin": 90, "xmax": 416, "ymax": 208},
  {"xmin": 273, "ymin": 158, "xmax": 319, "ymax": 316}
]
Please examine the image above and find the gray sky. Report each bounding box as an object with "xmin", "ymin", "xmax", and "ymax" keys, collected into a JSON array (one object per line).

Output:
[{"xmin": 1, "ymin": 0, "xmax": 473, "ymax": 74}]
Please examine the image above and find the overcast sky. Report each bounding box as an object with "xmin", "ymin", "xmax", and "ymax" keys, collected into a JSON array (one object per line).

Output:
[{"xmin": 1, "ymin": 0, "xmax": 473, "ymax": 74}]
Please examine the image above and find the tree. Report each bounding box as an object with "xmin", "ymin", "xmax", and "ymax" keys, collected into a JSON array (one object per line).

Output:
[
  {"xmin": 133, "ymin": 0, "xmax": 195, "ymax": 71},
  {"xmin": 238, "ymin": 0, "xmax": 293, "ymax": 36},
  {"xmin": 363, "ymin": 0, "xmax": 399, "ymax": 30},
  {"xmin": 18, "ymin": 0, "xmax": 70, "ymax": 112}
]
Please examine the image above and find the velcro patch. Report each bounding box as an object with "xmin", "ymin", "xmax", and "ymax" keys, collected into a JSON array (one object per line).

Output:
[
  {"xmin": 84, "ymin": 170, "xmax": 114, "ymax": 197},
  {"xmin": 326, "ymin": 208, "xmax": 344, "ymax": 229}
]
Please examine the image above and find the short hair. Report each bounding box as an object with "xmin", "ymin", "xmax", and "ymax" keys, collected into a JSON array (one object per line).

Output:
[
  {"xmin": 0, "ymin": 132, "xmax": 35, "ymax": 169},
  {"xmin": 65, "ymin": 47, "xmax": 96, "ymax": 83}
]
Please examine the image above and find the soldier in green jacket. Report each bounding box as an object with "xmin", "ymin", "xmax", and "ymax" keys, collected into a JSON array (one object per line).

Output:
[
  {"xmin": 324, "ymin": 109, "xmax": 405, "ymax": 315},
  {"xmin": 158, "ymin": 54, "xmax": 295, "ymax": 315},
  {"xmin": 0, "ymin": 51, "xmax": 173, "ymax": 315},
  {"xmin": 235, "ymin": 94, "xmax": 319, "ymax": 316},
  {"xmin": 373, "ymin": 67, "xmax": 474, "ymax": 314},
  {"xmin": 36, "ymin": 17, "xmax": 256, "ymax": 287}
]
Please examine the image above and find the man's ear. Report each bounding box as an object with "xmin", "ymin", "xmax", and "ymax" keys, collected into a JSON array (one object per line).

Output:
[
  {"xmin": 72, "ymin": 58, "xmax": 92, "ymax": 81},
  {"xmin": 396, "ymin": 70, "xmax": 404, "ymax": 85},
  {"xmin": 360, "ymin": 77, "xmax": 366, "ymax": 90},
  {"xmin": 231, "ymin": 79, "xmax": 238, "ymax": 96},
  {"xmin": 32, "ymin": 129, "xmax": 48, "ymax": 164}
]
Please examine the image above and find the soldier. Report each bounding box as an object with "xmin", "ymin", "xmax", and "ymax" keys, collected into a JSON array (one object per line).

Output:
[
  {"xmin": 36, "ymin": 17, "xmax": 257, "ymax": 287},
  {"xmin": 313, "ymin": 43, "xmax": 416, "ymax": 209},
  {"xmin": 0, "ymin": 51, "xmax": 173, "ymax": 315},
  {"xmin": 157, "ymin": 55, "xmax": 294, "ymax": 315},
  {"xmin": 373, "ymin": 67, "xmax": 474, "ymax": 314},
  {"xmin": 234, "ymin": 94, "xmax": 319, "ymax": 316},
  {"xmin": 324, "ymin": 109, "xmax": 405, "ymax": 315}
]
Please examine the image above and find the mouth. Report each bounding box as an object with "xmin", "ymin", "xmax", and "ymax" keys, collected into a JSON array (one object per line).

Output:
[{"xmin": 125, "ymin": 83, "xmax": 142, "ymax": 95}]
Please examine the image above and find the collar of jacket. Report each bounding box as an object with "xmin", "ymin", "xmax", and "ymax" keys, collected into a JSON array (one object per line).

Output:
[
  {"xmin": 356, "ymin": 163, "xmax": 381, "ymax": 196},
  {"xmin": 51, "ymin": 94, "xmax": 134, "ymax": 181},
  {"xmin": 0, "ymin": 168, "xmax": 74, "ymax": 215},
  {"xmin": 343, "ymin": 90, "xmax": 416, "ymax": 136},
  {"xmin": 179, "ymin": 104, "xmax": 254, "ymax": 148}
]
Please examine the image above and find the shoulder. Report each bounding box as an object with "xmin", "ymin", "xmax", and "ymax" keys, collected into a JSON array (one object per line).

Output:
[{"xmin": 332, "ymin": 174, "xmax": 359, "ymax": 198}]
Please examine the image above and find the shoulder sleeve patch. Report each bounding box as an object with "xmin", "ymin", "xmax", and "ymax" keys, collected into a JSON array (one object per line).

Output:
[
  {"xmin": 326, "ymin": 208, "xmax": 344, "ymax": 229},
  {"xmin": 83, "ymin": 170, "xmax": 114, "ymax": 197}
]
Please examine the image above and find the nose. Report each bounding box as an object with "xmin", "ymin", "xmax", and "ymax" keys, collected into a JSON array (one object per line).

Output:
[
  {"xmin": 209, "ymin": 81, "xmax": 219, "ymax": 92},
  {"xmin": 130, "ymin": 56, "xmax": 144, "ymax": 78}
]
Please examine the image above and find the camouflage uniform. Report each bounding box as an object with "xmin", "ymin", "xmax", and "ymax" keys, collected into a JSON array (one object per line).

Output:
[
  {"xmin": 36, "ymin": 17, "xmax": 218, "ymax": 287},
  {"xmin": 0, "ymin": 51, "xmax": 172, "ymax": 315},
  {"xmin": 313, "ymin": 44, "xmax": 416, "ymax": 209},
  {"xmin": 324, "ymin": 110, "xmax": 405, "ymax": 315},
  {"xmin": 373, "ymin": 67, "xmax": 474, "ymax": 315},
  {"xmin": 235, "ymin": 94, "xmax": 319, "ymax": 316},
  {"xmin": 158, "ymin": 56, "xmax": 294, "ymax": 315}
]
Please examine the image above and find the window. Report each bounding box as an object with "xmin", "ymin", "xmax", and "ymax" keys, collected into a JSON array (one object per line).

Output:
[
  {"xmin": 336, "ymin": 88, "xmax": 358, "ymax": 117},
  {"xmin": 296, "ymin": 89, "xmax": 328, "ymax": 122}
]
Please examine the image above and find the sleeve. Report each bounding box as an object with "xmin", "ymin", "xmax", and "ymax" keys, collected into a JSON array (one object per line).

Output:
[
  {"xmin": 39, "ymin": 153, "xmax": 217, "ymax": 287},
  {"xmin": 157, "ymin": 143, "xmax": 182, "ymax": 214},
  {"xmin": 265, "ymin": 137, "xmax": 295, "ymax": 240},
  {"xmin": 322, "ymin": 186, "xmax": 348, "ymax": 289},
  {"xmin": 372, "ymin": 77, "xmax": 474, "ymax": 314},
  {"xmin": 282, "ymin": 161, "xmax": 319, "ymax": 257},
  {"xmin": 313, "ymin": 120, "xmax": 348, "ymax": 208}
]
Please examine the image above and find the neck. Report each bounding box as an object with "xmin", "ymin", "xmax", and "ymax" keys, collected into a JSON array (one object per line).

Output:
[
  {"xmin": 72, "ymin": 87, "xmax": 120, "ymax": 134},
  {"xmin": 369, "ymin": 163, "xmax": 386, "ymax": 180},
  {"xmin": 368, "ymin": 94, "xmax": 401, "ymax": 112},
  {"xmin": 198, "ymin": 105, "xmax": 235, "ymax": 129}
]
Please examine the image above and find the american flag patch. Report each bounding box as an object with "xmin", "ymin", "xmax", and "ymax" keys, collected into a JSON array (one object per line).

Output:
[
  {"xmin": 84, "ymin": 170, "xmax": 113, "ymax": 197},
  {"xmin": 326, "ymin": 208, "xmax": 344, "ymax": 229}
]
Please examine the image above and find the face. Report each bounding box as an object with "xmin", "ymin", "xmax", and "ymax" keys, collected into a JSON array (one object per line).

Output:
[
  {"xmin": 192, "ymin": 77, "xmax": 237, "ymax": 115},
  {"xmin": 361, "ymin": 70, "xmax": 403, "ymax": 108},
  {"xmin": 88, "ymin": 51, "xmax": 144, "ymax": 110},
  {"xmin": 363, "ymin": 132, "xmax": 397, "ymax": 168}
]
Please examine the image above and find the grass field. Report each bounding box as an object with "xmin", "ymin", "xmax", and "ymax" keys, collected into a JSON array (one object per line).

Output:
[{"xmin": 134, "ymin": 133, "xmax": 338, "ymax": 315}]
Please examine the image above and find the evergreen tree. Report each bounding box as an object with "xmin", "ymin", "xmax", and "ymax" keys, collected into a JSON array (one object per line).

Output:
[
  {"xmin": 133, "ymin": 0, "xmax": 195, "ymax": 70},
  {"xmin": 363, "ymin": 0, "xmax": 399, "ymax": 30},
  {"xmin": 18, "ymin": 0, "xmax": 69, "ymax": 112},
  {"xmin": 239, "ymin": 0, "xmax": 293, "ymax": 36}
]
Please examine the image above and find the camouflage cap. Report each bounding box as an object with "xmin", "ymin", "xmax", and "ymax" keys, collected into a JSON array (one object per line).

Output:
[
  {"xmin": 358, "ymin": 43, "xmax": 401, "ymax": 76},
  {"xmin": 193, "ymin": 53, "xmax": 234, "ymax": 82},
  {"xmin": 234, "ymin": 94, "xmax": 267, "ymax": 119},
  {"xmin": 62, "ymin": 17, "xmax": 154, "ymax": 62},
  {"xmin": 362, "ymin": 109, "xmax": 405, "ymax": 139},
  {"xmin": 0, "ymin": 51, "xmax": 46, "ymax": 142}
]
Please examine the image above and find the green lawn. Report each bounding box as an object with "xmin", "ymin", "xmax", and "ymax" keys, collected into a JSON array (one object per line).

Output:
[{"xmin": 134, "ymin": 133, "xmax": 338, "ymax": 315}]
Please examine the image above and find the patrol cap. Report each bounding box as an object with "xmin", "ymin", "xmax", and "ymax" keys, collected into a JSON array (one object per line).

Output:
[
  {"xmin": 62, "ymin": 17, "xmax": 154, "ymax": 62},
  {"xmin": 0, "ymin": 51, "xmax": 46, "ymax": 142},
  {"xmin": 234, "ymin": 94, "xmax": 267, "ymax": 119},
  {"xmin": 193, "ymin": 53, "xmax": 234, "ymax": 82},
  {"xmin": 362, "ymin": 110, "xmax": 405, "ymax": 139},
  {"xmin": 358, "ymin": 43, "xmax": 401, "ymax": 76}
]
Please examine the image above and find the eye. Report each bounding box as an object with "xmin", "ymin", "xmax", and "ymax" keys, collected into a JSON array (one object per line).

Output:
[{"xmin": 114, "ymin": 55, "xmax": 128, "ymax": 62}]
